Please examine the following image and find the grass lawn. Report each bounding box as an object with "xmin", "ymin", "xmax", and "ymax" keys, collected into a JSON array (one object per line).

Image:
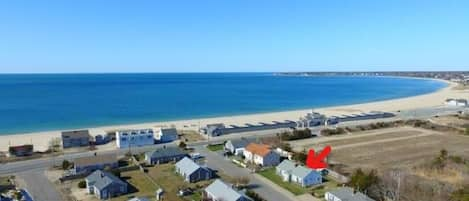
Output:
[
  {"xmin": 311, "ymin": 176, "xmax": 340, "ymax": 198},
  {"xmin": 258, "ymin": 168, "xmax": 307, "ymax": 195},
  {"xmin": 111, "ymin": 170, "xmax": 159, "ymax": 201},
  {"xmin": 206, "ymin": 144, "xmax": 224, "ymax": 152},
  {"xmin": 0, "ymin": 176, "xmax": 13, "ymax": 193},
  {"xmin": 146, "ymin": 163, "xmax": 214, "ymax": 201},
  {"xmin": 187, "ymin": 191, "xmax": 202, "ymax": 201}
]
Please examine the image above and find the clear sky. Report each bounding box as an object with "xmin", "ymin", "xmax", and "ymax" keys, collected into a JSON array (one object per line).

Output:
[{"xmin": 1, "ymin": 1, "xmax": 468, "ymax": 73}]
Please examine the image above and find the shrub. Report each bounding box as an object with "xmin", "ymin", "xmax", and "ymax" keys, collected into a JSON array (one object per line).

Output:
[
  {"xmin": 450, "ymin": 186, "xmax": 469, "ymax": 201},
  {"xmin": 292, "ymin": 151, "xmax": 307, "ymax": 164},
  {"xmin": 62, "ymin": 160, "xmax": 72, "ymax": 170},
  {"xmin": 78, "ymin": 180, "xmax": 86, "ymax": 188},
  {"xmin": 348, "ymin": 168, "xmax": 379, "ymax": 193},
  {"xmin": 246, "ymin": 190, "xmax": 267, "ymax": 201},
  {"xmin": 179, "ymin": 141, "xmax": 187, "ymax": 149},
  {"xmin": 320, "ymin": 128, "xmax": 346, "ymax": 136}
]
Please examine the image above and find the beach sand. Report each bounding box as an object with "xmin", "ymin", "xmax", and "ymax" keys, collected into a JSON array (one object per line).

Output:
[{"xmin": 1, "ymin": 79, "xmax": 467, "ymax": 152}]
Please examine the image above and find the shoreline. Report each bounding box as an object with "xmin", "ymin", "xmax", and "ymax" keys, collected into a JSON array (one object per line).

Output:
[{"xmin": 1, "ymin": 78, "xmax": 467, "ymax": 152}]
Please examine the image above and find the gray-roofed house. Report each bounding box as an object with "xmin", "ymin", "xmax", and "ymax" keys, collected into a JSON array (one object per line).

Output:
[
  {"xmin": 85, "ymin": 170, "xmax": 128, "ymax": 200},
  {"xmin": 175, "ymin": 157, "xmax": 212, "ymax": 183},
  {"xmin": 276, "ymin": 160, "xmax": 297, "ymax": 181},
  {"xmin": 204, "ymin": 179, "xmax": 250, "ymax": 201},
  {"xmin": 144, "ymin": 147, "xmax": 188, "ymax": 165},
  {"xmin": 128, "ymin": 197, "xmax": 149, "ymax": 201},
  {"xmin": 325, "ymin": 187, "xmax": 375, "ymax": 201},
  {"xmin": 290, "ymin": 165, "xmax": 322, "ymax": 187},
  {"xmin": 276, "ymin": 159, "xmax": 322, "ymax": 187},
  {"xmin": 73, "ymin": 155, "xmax": 119, "ymax": 174},
  {"xmin": 155, "ymin": 128, "xmax": 179, "ymax": 143},
  {"xmin": 224, "ymin": 138, "xmax": 252, "ymax": 156},
  {"xmin": 61, "ymin": 130, "xmax": 91, "ymax": 148}
]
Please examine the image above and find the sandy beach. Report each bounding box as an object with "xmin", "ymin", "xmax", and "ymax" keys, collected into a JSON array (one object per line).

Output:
[{"xmin": 1, "ymin": 79, "xmax": 467, "ymax": 152}]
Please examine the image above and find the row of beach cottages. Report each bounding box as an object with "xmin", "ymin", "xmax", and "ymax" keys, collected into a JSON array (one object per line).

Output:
[
  {"xmin": 201, "ymin": 111, "xmax": 395, "ymax": 137},
  {"xmin": 201, "ymin": 121, "xmax": 297, "ymax": 137},
  {"xmin": 225, "ymin": 139, "xmax": 282, "ymax": 167},
  {"xmin": 225, "ymin": 139, "xmax": 324, "ymax": 187},
  {"xmin": 60, "ymin": 127, "xmax": 178, "ymax": 149},
  {"xmin": 445, "ymin": 98, "xmax": 468, "ymax": 107},
  {"xmin": 77, "ymin": 145, "xmax": 250, "ymax": 201}
]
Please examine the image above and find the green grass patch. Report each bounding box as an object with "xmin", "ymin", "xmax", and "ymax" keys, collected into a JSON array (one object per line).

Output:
[
  {"xmin": 258, "ymin": 168, "xmax": 307, "ymax": 195},
  {"xmin": 188, "ymin": 191, "xmax": 202, "ymax": 201},
  {"xmin": 206, "ymin": 144, "xmax": 224, "ymax": 152},
  {"xmin": 311, "ymin": 176, "xmax": 340, "ymax": 198},
  {"xmin": 146, "ymin": 164, "xmax": 214, "ymax": 201},
  {"xmin": 111, "ymin": 170, "xmax": 159, "ymax": 201}
]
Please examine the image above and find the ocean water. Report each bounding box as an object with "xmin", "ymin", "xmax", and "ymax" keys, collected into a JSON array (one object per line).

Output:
[{"xmin": 0, "ymin": 73, "xmax": 446, "ymax": 134}]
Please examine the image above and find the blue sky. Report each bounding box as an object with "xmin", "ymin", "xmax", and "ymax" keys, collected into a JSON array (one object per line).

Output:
[{"xmin": 0, "ymin": 1, "xmax": 468, "ymax": 73}]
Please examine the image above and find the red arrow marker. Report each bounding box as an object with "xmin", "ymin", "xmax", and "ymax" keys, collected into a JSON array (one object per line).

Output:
[{"xmin": 306, "ymin": 145, "xmax": 331, "ymax": 169}]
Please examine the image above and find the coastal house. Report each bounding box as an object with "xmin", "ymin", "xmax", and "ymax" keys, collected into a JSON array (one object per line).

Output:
[
  {"xmin": 116, "ymin": 129, "xmax": 155, "ymax": 149},
  {"xmin": 325, "ymin": 187, "xmax": 375, "ymax": 201},
  {"xmin": 243, "ymin": 143, "xmax": 280, "ymax": 167},
  {"xmin": 202, "ymin": 123, "xmax": 226, "ymax": 136},
  {"xmin": 202, "ymin": 121, "xmax": 297, "ymax": 137},
  {"xmin": 204, "ymin": 179, "xmax": 250, "ymax": 201},
  {"xmin": 276, "ymin": 160, "xmax": 297, "ymax": 181},
  {"xmin": 445, "ymin": 98, "xmax": 468, "ymax": 107},
  {"xmin": 128, "ymin": 197, "xmax": 149, "ymax": 201},
  {"xmin": 224, "ymin": 138, "xmax": 253, "ymax": 156},
  {"xmin": 8, "ymin": 144, "xmax": 33, "ymax": 157},
  {"xmin": 61, "ymin": 130, "xmax": 90, "ymax": 148},
  {"xmin": 85, "ymin": 170, "xmax": 128, "ymax": 200},
  {"xmin": 155, "ymin": 128, "xmax": 178, "ymax": 143},
  {"xmin": 276, "ymin": 160, "xmax": 322, "ymax": 187},
  {"xmin": 297, "ymin": 111, "xmax": 327, "ymax": 127},
  {"xmin": 175, "ymin": 157, "xmax": 212, "ymax": 183},
  {"xmin": 73, "ymin": 155, "xmax": 119, "ymax": 174},
  {"xmin": 144, "ymin": 147, "xmax": 187, "ymax": 165}
]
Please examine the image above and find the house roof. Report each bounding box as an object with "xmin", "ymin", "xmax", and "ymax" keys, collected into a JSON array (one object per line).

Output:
[
  {"xmin": 228, "ymin": 138, "xmax": 252, "ymax": 149},
  {"xmin": 245, "ymin": 143, "xmax": 272, "ymax": 157},
  {"xmin": 160, "ymin": 128, "xmax": 178, "ymax": 137},
  {"xmin": 291, "ymin": 165, "xmax": 315, "ymax": 178},
  {"xmin": 9, "ymin": 144, "xmax": 34, "ymax": 152},
  {"xmin": 145, "ymin": 147, "xmax": 186, "ymax": 159},
  {"xmin": 128, "ymin": 197, "xmax": 149, "ymax": 201},
  {"xmin": 74, "ymin": 155, "xmax": 118, "ymax": 167},
  {"xmin": 175, "ymin": 157, "xmax": 202, "ymax": 175},
  {"xmin": 205, "ymin": 179, "xmax": 246, "ymax": 201},
  {"xmin": 86, "ymin": 170, "xmax": 126, "ymax": 191},
  {"xmin": 327, "ymin": 187, "xmax": 375, "ymax": 201},
  {"xmin": 61, "ymin": 130, "xmax": 90, "ymax": 139},
  {"xmin": 276, "ymin": 160, "xmax": 296, "ymax": 172}
]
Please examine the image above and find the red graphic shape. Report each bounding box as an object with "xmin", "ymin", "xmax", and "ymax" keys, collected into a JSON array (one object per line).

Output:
[{"xmin": 306, "ymin": 145, "xmax": 331, "ymax": 169}]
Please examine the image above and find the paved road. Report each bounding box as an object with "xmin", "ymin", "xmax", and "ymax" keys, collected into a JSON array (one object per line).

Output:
[
  {"xmin": 16, "ymin": 169, "xmax": 62, "ymax": 201},
  {"xmin": 196, "ymin": 145, "xmax": 298, "ymax": 201}
]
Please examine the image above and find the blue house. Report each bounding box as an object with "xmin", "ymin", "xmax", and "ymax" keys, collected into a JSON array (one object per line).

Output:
[
  {"xmin": 175, "ymin": 157, "xmax": 212, "ymax": 183},
  {"xmin": 276, "ymin": 160, "xmax": 322, "ymax": 187},
  {"xmin": 144, "ymin": 147, "xmax": 187, "ymax": 165},
  {"xmin": 155, "ymin": 128, "xmax": 178, "ymax": 143},
  {"xmin": 85, "ymin": 170, "xmax": 128, "ymax": 200}
]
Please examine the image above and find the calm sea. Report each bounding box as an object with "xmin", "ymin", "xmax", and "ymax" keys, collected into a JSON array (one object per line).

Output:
[{"xmin": 0, "ymin": 73, "xmax": 446, "ymax": 134}]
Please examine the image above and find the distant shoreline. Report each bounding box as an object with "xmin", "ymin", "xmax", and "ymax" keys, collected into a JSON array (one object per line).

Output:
[{"xmin": 1, "ymin": 76, "xmax": 466, "ymax": 152}]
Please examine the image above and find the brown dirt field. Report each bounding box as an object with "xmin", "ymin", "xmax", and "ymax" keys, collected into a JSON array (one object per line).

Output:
[
  {"xmin": 323, "ymin": 130, "xmax": 424, "ymax": 147},
  {"xmin": 328, "ymin": 130, "xmax": 469, "ymax": 173}
]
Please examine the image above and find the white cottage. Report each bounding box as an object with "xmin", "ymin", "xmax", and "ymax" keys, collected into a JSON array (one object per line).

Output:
[{"xmin": 243, "ymin": 143, "xmax": 280, "ymax": 167}]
